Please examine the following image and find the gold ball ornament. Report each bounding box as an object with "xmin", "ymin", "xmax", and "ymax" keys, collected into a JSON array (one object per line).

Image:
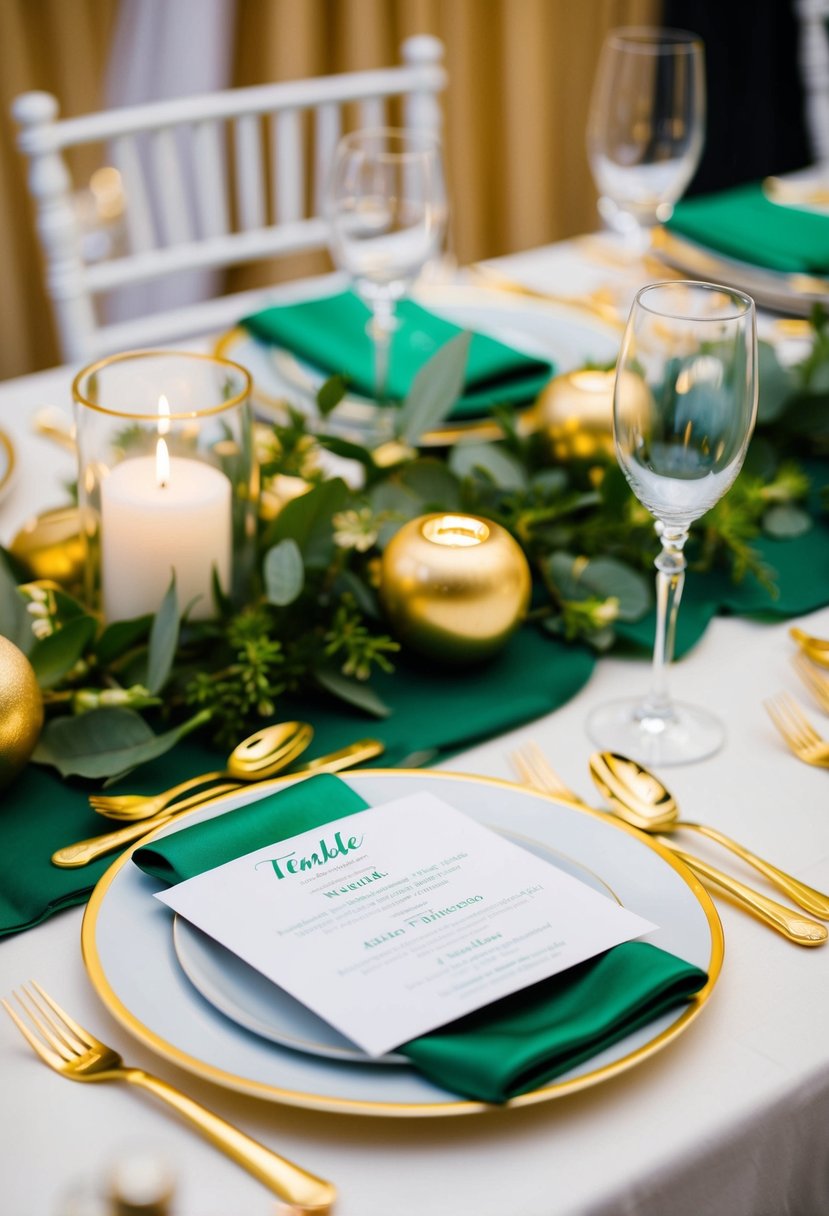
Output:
[
  {"xmin": 379, "ymin": 513, "xmax": 532, "ymax": 664},
  {"xmin": 0, "ymin": 635, "xmax": 44, "ymax": 789},
  {"xmin": 535, "ymin": 368, "xmax": 654, "ymax": 463},
  {"xmin": 535, "ymin": 369, "xmax": 616, "ymax": 462},
  {"xmin": 9, "ymin": 505, "xmax": 86, "ymax": 595}
]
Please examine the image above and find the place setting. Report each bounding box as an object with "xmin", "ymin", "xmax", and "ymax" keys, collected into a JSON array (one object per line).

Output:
[{"xmin": 5, "ymin": 28, "xmax": 829, "ymax": 1216}]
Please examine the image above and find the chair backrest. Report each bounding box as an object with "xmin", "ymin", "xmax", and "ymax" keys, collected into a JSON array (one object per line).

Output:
[{"xmin": 13, "ymin": 36, "xmax": 446, "ymax": 363}]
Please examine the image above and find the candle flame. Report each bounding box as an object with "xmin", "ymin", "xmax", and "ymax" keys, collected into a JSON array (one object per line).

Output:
[
  {"xmin": 156, "ymin": 437, "xmax": 170, "ymax": 488},
  {"xmin": 157, "ymin": 393, "xmax": 171, "ymax": 437}
]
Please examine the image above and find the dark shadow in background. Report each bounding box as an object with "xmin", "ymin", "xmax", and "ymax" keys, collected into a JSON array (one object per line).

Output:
[{"xmin": 663, "ymin": 0, "xmax": 812, "ymax": 194}]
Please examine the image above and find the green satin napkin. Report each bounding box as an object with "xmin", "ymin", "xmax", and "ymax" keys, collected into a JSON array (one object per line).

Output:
[
  {"xmin": 667, "ymin": 182, "xmax": 829, "ymax": 274},
  {"xmin": 134, "ymin": 773, "xmax": 708, "ymax": 1104},
  {"xmin": 241, "ymin": 291, "xmax": 554, "ymax": 417}
]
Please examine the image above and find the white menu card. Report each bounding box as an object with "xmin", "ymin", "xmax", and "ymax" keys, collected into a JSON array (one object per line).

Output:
[{"xmin": 157, "ymin": 792, "xmax": 656, "ymax": 1056}]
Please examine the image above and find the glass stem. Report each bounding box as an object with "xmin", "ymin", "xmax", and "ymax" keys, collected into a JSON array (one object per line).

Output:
[
  {"xmin": 369, "ymin": 298, "xmax": 395, "ymax": 405},
  {"xmin": 640, "ymin": 521, "xmax": 689, "ymax": 723}
]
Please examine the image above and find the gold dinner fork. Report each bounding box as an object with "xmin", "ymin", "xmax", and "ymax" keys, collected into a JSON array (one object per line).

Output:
[
  {"xmin": 793, "ymin": 653, "xmax": 829, "ymax": 715},
  {"xmin": 3, "ymin": 982, "xmax": 336, "ymax": 1212},
  {"xmin": 764, "ymin": 693, "xmax": 829, "ymax": 768}
]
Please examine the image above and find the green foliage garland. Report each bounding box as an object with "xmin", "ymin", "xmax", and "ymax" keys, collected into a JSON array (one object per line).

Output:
[{"xmin": 1, "ymin": 318, "xmax": 826, "ymax": 780}]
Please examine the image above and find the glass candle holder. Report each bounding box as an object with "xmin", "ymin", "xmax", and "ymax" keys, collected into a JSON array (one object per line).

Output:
[{"xmin": 72, "ymin": 350, "xmax": 256, "ymax": 622}]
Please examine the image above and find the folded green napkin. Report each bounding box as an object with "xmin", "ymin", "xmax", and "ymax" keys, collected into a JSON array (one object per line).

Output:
[
  {"xmin": 134, "ymin": 773, "xmax": 708, "ymax": 1104},
  {"xmin": 241, "ymin": 291, "xmax": 554, "ymax": 418},
  {"xmin": 667, "ymin": 182, "xmax": 829, "ymax": 274}
]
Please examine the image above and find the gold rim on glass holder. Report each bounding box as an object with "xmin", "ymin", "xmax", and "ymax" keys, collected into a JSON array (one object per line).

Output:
[{"xmin": 72, "ymin": 348, "xmax": 252, "ymax": 420}]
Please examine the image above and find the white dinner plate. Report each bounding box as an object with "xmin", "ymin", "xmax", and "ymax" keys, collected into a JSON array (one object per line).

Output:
[
  {"xmin": 171, "ymin": 827, "xmax": 619, "ymax": 1066},
  {"xmin": 82, "ymin": 770, "xmax": 722, "ymax": 1117},
  {"xmin": 0, "ymin": 428, "xmax": 16, "ymax": 502},
  {"xmin": 214, "ymin": 284, "xmax": 620, "ymax": 444}
]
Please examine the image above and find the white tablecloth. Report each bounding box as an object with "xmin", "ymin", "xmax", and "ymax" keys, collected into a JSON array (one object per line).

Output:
[{"xmin": 2, "ymin": 251, "xmax": 829, "ymax": 1216}]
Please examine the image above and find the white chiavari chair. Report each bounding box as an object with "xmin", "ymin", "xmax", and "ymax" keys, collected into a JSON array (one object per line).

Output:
[{"xmin": 12, "ymin": 36, "xmax": 445, "ymax": 363}]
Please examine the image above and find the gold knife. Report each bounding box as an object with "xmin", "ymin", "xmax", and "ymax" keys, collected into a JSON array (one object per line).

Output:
[{"xmin": 52, "ymin": 738, "xmax": 384, "ymax": 869}]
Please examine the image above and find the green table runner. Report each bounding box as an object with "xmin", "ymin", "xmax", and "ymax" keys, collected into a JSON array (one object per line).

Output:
[
  {"xmin": 133, "ymin": 773, "xmax": 708, "ymax": 1104},
  {"xmin": 3, "ymin": 474, "xmax": 828, "ymax": 940},
  {"xmin": 667, "ymin": 182, "xmax": 829, "ymax": 274},
  {"xmin": 241, "ymin": 291, "xmax": 554, "ymax": 417}
]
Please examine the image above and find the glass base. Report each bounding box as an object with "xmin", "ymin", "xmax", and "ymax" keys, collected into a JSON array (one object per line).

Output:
[{"xmin": 586, "ymin": 698, "xmax": 725, "ymax": 766}]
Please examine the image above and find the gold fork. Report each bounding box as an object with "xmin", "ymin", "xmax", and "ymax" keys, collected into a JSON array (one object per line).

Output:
[
  {"xmin": 764, "ymin": 693, "xmax": 829, "ymax": 767},
  {"xmin": 3, "ymin": 982, "xmax": 336, "ymax": 1212},
  {"xmin": 793, "ymin": 653, "xmax": 829, "ymax": 715},
  {"xmin": 512, "ymin": 744, "xmax": 827, "ymax": 945}
]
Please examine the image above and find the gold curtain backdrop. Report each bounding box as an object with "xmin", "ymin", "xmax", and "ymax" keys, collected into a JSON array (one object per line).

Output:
[{"xmin": 0, "ymin": 0, "xmax": 657, "ymax": 381}]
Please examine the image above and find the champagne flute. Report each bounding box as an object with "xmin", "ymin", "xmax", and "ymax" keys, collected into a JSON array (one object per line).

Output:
[
  {"xmin": 587, "ymin": 281, "xmax": 758, "ymax": 765},
  {"xmin": 324, "ymin": 127, "xmax": 447, "ymax": 404},
  {"xmin": 587, "ymin": 27, "xmax": 705, "ymax": 251}
]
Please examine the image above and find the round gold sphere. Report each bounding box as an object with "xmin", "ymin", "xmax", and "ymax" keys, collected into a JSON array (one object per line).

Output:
[
  {"xmin": 9, "ymin": 505, "xmax": 85, "ymax": 594},
  {"xmin": 535, "ymin": 369, "xmax": 616, "ymax": 462},
  {"xmin": 378, "ymin": 513, "xmax": 531, "ymax": 664},
  {"xmin": 0, "ymin": 635, "xmax": 44, "ymax": 790}
]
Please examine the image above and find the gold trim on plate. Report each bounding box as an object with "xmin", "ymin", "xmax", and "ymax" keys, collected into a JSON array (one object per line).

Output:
[{"xmin": 81, "ymin": 768, "xmax": 724, "ymax": 1118}]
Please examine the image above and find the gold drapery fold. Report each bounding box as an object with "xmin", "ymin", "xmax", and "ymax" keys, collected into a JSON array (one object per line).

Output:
[
  {"xmin": 1, "ymin": 0, "xmax": 657, "ymax": 379},
  {"xmin": 0, "ymin": 0, "xmax": 117, "ymax": 379}
]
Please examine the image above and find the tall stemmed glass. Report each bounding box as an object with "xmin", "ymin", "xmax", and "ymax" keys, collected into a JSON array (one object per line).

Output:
[
  {"xmin": 587, "ymin": 281, "xmax": 758, "ymax": 765},
  {"xmin": 587, "ymin": 27, "xmax": 705, "ymax": 251},
  {"xmin": 325, "ymin": 127, "xmax": 447, "ymax": 404}
]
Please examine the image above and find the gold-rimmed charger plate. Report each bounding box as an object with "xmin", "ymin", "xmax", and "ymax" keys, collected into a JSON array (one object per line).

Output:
[
  {"xmin": 82, "ymin": 769, "xmax": 722, "ymax": 1118},
  {"xmin": 214, "ymin": 285, "xmax": 620, "ymax": 446}
]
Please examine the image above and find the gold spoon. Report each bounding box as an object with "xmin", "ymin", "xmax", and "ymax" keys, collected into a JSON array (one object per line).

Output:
[
  {"xmin": 89, "ymin": 721, "xmax": 315, "ymax": 821},
  {"xmin": 790, "ymin": 626, "xmax": 829, "ymax": 670},
  {"xmin": 52, "ymin": 738, "xmax": 384, "ymax": 869},
  {"xmin": 589, "ymin": 751, "xmax": 829, "ymax": 920}
]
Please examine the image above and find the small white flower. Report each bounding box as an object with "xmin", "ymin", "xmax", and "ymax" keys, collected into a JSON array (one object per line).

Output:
[{"xmin": 333, "ymin": 507, "xmax": 379, "ymax": 552}]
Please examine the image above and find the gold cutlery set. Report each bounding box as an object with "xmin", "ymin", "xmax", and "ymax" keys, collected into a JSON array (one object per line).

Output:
[
  {"xmin": 765, "ymin": 628, "xmax": 829, "ymax": 768},
  {"xmin": 513, "ymin": 743, "xmax": 828, "ymax": 947}
]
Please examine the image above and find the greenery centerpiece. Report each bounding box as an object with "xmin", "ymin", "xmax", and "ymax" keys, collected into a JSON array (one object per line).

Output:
[{"xmin": 1, "ymin": 316, "xmax": 827, "ymax": 784}]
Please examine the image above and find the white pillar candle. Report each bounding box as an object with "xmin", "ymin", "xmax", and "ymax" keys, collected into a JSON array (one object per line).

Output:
[{"xmin": 100, "ymin": 453, "xmax": 232, "ymax": 621}]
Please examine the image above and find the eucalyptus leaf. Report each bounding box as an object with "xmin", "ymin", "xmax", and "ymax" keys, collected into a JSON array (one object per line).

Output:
[
  {"xmin": 0, "ymin": 557, "xmax": 34, "ymax": 654},
  {"xmin": 548, "ymin": 552, "xmax": 651, "ymax": 621},
  {"xmin": 316, "ymin": 434, "xmax": 376, "ymax": 469},
  {"xmin": 315, "ymin": 667, "xmax": 391, "ymax": 717},
  {"xmin": 763, "ymin": 503, "xmax": 813, "ymax": 538},
  {"xmin": 94, "ymin": 616, "xmax": 153, "ymax": 668},
  {"xmin": 395, "ymin": 458, "xmax": 463, "ymax": 509},
  {"xmin": 264, "ymin": 538, "xmax": 305, "ymax": 606},
  {"xmin": 32, "ymin": 706, "xmax": 210, "ymax": 780},
  {"xmin": 29, "ymin": 615, "xmax": 97, "ymax": 689},
  {"xmin": 317, "ymin": 374, "xmax": 348, "ymax": 416},
  {"xmin": 395, "ymin": 331, "xmax": 471, "ymax": 445},
  {"xmin": 267, "ymin": 477, "xmax": 350, "ymax": 567},
  {"xmin": 757, "ymin": 340, "xmax": 798, "ymax": 424},
  {"xmin": 335, "ymin": 569, "xmax": 381, "ymax": 619},
  {"xmin": 449, "ymin": 442, "xmax": 528, "ymax": 492},
  {"xmin": 146, "ymin": 577, "xmax": 180, "ymax": 694}
]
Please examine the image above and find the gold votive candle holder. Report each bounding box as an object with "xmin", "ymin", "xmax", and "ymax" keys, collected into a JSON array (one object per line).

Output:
[{"xmin": 379, "ymin": 512, "xmax": 531, "ymax": 663}]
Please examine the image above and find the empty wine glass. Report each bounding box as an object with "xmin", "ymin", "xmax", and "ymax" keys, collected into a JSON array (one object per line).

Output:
[
  {"xmin": 587, "ymin": 281, "xmax": 758, "ymax": 765},
  {"xmin": 587, "ymin": 27, "xmax": 705, "ymax": 250},
  {"xmin": 325, "ymin": 127, "xmax": 447, "ymax": 404}
]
